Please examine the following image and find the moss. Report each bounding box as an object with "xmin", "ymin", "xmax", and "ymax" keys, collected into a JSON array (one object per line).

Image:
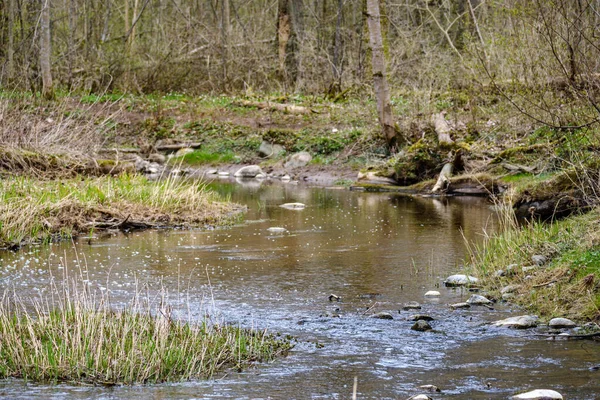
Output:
[{"xmin": 389, "ymin": 138, "xmax": 443, "ymax": 185}]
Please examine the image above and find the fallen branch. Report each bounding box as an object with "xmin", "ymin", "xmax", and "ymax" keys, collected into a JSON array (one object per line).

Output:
[
  {"xmin": 432, "ymin": 112, "xmax": 454, "ymax": 146},
  {"xmin": 234, "ymin": 100, "xmax": 317, "ymax": 115}
]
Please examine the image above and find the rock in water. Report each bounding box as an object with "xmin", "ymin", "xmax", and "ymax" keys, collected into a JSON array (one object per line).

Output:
[
  {"xmin": 408, "ymin": 314, "xmax": 434, "ymax": 321},
  {"xmin": 284, "ymin": 151, "xmax": 312, "ymax": 169},
  {"xmin": 267, "ymin": 227, "xmax": 287, "ymax": 233},
  {"xmin": 511, "ymin": 389, "xmax": 563, "ymax": 399},
  {"xmin": 419, "ymin": 384, "xmax": 441, "ymax": 393},
  {"xmin": 401, "ymin": 301, "xmax": 422, "ymax": 311},
  {"xmin": 493, "ymin": 315, "xmax": 538, "ymax": 329},
  {"xmin": 407, "ymin": 395, "xmax": 432, "ymax": 400},
  {"xmin": 548, "ymin": 317, "xmax": 577, "ymax": 329},
  {"xmin": 234, "ymin": 165, "xmax": 265, "ymax": 178},
  {"xmin": 444, "ymin": 274, "xmax": 479, "ymax": 287},
  {"xmin": 424, "ymin": 291, "xmax": 440, "ymax": 297},
  {"xmin": 449, "ymin": 302, "xmax": 470, "ymax": 310},
  {"xmin": 280, "ymin": 202, "xmax": 306, "ymax": 210},
  {"xmin": 370, "ymin": 312, "xmax": 394, "ymax": 320},
  {"xmin": 466, "ymin": 294, "xmax": 493, "ymax": 305},
  {"xmin": 411, "ymin": 320, "xmax": 432, "ymax": 332}
]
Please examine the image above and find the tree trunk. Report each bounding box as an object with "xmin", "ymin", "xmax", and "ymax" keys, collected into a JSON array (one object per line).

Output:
[
  {"xmin": 221, "ymin": 0, "xmax": 231, "ymax": 84},
  {"xmin": 365, "ymin": 0, "xmax": 399, "ymax": 151},
  {"xmin": 7, "ymin": 0, "xmax": 15, "ymax": 80},
  {"xmin": 40, "ymin": 0, "xmax": 54, "ymax": 100},
  {"xmin": 330, "ymin": 0, "xmax": 343, "ymax": 95},
  {"xmin": 277, "ymin": 0, "xmax": 291, "ymax": 81}
]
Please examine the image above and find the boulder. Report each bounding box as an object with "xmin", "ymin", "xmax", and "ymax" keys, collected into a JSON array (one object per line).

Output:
[
  {"xmin": 493, "ymin": 315, "xmax": 538, "ymax": 329},
  {"xmin": 444, "ymin": 274, "xmax": 479, "ymax": 287},
  {"xmin": 411, "ymin": 320, "xmax": 432, "ymax": 332},
  {"xmin": 284, "ymin": 151, "xmax": 312, "ymax": 169},
  {"xmin": 408, "ymin": 314, "xmax": 434, "ymax": 321},
  {"xmin": 424, "ymin": 291, "xmax": 440, "ymax": 297},
  {"xmin": 280, "ymin": 202, "xmax": 306, "ymax": 210},
  {"xmin": 234, "ymin": 165, "xmax": 265, "ymax": 178},
  {"xmin": 370, "ymin": 312, "xmax": 394, "ymax": 320},
  {"xmin": 511, "ymin": 389, "xmax": 563, "ymax": 399},
  {"xmin": 466, "ymin": 294, "xmax": 493, "ymax": 305},
  {"xmin": 258, "ymin": 141, "xmax": 285, "ymax": 158},
  {"xmin": 548, "ymin": 318, "xmax": 577, "ymax": 329},
  {"xmin": 401, "ymin": 301, "xmax": 422, "ymax": 311}
]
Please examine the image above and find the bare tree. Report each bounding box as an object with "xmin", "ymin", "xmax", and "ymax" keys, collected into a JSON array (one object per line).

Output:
[
  {"xmin": 40, "ymin": 0, "xmax": 54, "ymax": 100},
  {"xmin": 366, "ymin": 0, "xmax": 399, "ymax": 150}
]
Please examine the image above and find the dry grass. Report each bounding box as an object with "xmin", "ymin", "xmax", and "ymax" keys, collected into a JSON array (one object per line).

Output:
[{"xmin": 0, "ymin": 174, "xmax": 242, "ymax": 249}]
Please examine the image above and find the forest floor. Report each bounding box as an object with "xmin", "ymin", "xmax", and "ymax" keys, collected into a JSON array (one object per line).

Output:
[{"xmin": 1, "ymin": 90, "xmax": 599, "ymax": 323}]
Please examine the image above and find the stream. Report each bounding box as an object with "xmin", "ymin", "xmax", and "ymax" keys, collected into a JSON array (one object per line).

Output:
[{"xmin": 0, "ymin": 180, "xmax": 599, "ymax": 399}]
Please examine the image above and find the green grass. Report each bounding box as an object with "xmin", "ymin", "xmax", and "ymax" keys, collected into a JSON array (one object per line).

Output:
[
  {"xmin": 171, "ymin": 149, "xmax": 239, "ymax": 165},
  {"xmin": 467, "ymin": 206, "xmax": 600, "ymax": 320},
  {"xmin": 0, "ymin": 278, "xmax": 291, "ymax": 384},
  {"xmin": 0, "ymin": 174, "xmax": 239, "ymax": 248}
]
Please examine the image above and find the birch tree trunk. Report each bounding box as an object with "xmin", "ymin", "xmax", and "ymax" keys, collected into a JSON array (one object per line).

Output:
[
  {"xmin": 40, "ymin": 0, "xmax": 54, "ymax": 100},
  {"xmin": 365, "ymin": 0, "xmax": 399, "ymax": 151}
]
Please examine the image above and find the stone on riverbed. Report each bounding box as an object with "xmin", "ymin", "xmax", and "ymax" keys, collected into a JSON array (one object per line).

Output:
[
  {"xmin": 411, "ymin": 320, "xmax": 432, "ymax": 332},
  {"xmin": 466, "ymin": 294, "xmax": 493, "ymax": 305},
  {"xmin": 407, "ymin": 395, "xmax": 432, "ymax": 400},
  {"xmin": 370, "ymin": 312, "xmax": 394, "ymax": 320},
  {"xmin": 401, "ymin": 301, "xmax": 422, "ymax": 311},
  {"xmin": 444, "ymin": 274, "xmax": 479, "ymax": 287},
  {"xmin": 549, "ymin": 317, "xmax": 577, "ymax": 329},
  {"xmin": 493, "ymin": 315, "xmax": 538, "ymax": 329},
  {"xmin": 234, "ymin": 165, "xmax": 265, "ymax": 178},
  {"xmin": 280, "ymin": 202, "xmax": 306, "ymax": 210},
  {"xmin": 419, "ymin": 384, "xmax": 441, "ymax": 392},
  {"xmin": 267, "ymin": 227, "xmax": 287, "ymax": 233},
  {"xmin": 424, "ymin": 291, "xmax": 440, "ymax": 297},
  {"xmin": 511, "ymin": 389, "xmax": 563, "ymax": 399},
  {"xmin": 450, "ymin": 302, "xmax": 470, "ymax": 310},
  {"xmin": 408, "ymin": 314, "xmax": 434, "ymax": 322}
]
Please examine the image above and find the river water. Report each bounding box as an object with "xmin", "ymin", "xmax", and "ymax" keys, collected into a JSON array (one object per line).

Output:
[{"xmin": 0, "ymin": 180, "xmax": 598, "ymax": 399}]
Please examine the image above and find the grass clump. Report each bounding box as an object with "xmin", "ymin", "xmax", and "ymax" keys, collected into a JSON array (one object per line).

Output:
[
  {"xmin": 0, "ymin": 174, "xmax": 241, "ymax": 249},
  {"xmin": 0, "ymin": 279, "xmax": 291, "ymax": 384},
  {"xmin": 467, "ymin": 205, "xmax": 600, "ymax": 321}
]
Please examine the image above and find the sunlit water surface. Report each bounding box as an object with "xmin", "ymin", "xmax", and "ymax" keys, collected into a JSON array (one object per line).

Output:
[{"xmin": 0, "ymin": 181, "xmax": 598, "ymax": 399}]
